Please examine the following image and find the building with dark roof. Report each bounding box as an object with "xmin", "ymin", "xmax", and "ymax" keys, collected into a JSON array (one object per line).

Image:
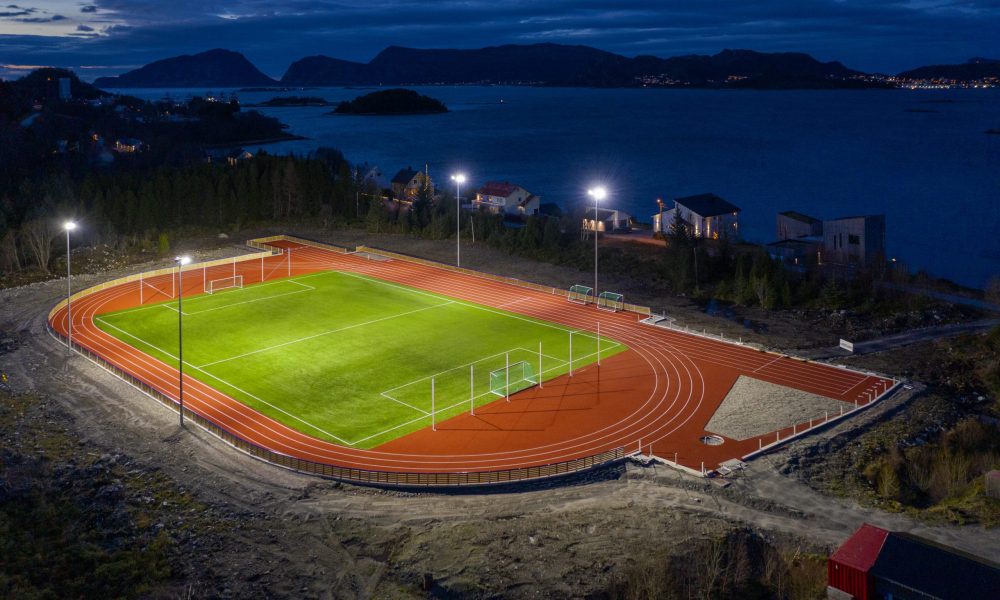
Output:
[
  {"xmin": 652, "ymin": 193, "xmax": 740, "ymax": 239},
  {"xmin": 390, "ymin": 166, "xmax": 433, "ymax": 202},
  {"xmin": 473, "ymin": 181, "xmax": 540, "ymax": 217},
  {"xmin": 778, "ymin": 210, "xmax": 824, "ymax": 239},
  {"xmin": 828, "ymin": 523, "xmax": 1000, "ymax": 600},
  {"xmin": 583, "ymin": 207, "xmax": 632, "ymax": 233}
]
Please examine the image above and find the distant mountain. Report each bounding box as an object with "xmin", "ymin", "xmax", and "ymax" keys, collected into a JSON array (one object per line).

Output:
[
  {"xmin": 897, "ymin": 59, "xmax": 1000, "ymax": 80},
  {"xmin": 281, "ymin": 44, "xmax": 867, "ymax": 88},
  {"xmin": 94, "ymin": 49, "xmax": 276, "ymax": 88}
]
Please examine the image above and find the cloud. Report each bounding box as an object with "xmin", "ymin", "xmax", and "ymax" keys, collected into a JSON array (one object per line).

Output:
[
  {"xmin": 0, "ymin": 4, "xmax": 34, "ymax": 17},
  {"xmin": 15, "ymin": 14, "xmax": 65, "ymax": 23},
  {"xmin": 76, "ymin": 24, "xmax": 94, "ymax": 31},
  {"xmin": 81, "ymin": 4, "xmax": 98, "ymax": 12}
]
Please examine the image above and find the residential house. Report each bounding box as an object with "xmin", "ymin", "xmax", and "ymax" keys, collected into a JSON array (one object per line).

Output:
[
  {"xmin": 821, "ymin": 215, "xmax": 885, "ymax": 265},
  {"xmin": 113, "ymin": 138, "xmax": 145, "ymax": 153},
  {"xmin": 768, "ymin": 211, "xmax": 885, "ymax": 267},
  {"xmin": 391, "ymin": 167, "xmax": 434, "ymax": 202},
  {"xmin": 583, "ymin": 208, "xmax": 632, "ymax": 233},
  {"xmin": 652, "ymin": 193, "xmax": 740, "ymax": 239},
  {"xmin": 358, "ymin": 163, "xmax": 388, "ymax": 192},
  {"xmin": 204, "ymin": 147, "xmax": 254, "ymax": 165},
  {"xmin": 777, "ymin": 211, "xmax": 823, "ymax": 240},
  {"xmin": 473, "ymin": 182, "xmax": 540, "ymax": 217}
]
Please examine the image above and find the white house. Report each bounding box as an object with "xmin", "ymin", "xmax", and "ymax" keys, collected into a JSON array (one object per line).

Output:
[
  {"xmin": 652, "ymin": 193, "xmax": 740, "ymax": 239},
  {"xmin": 583, "ymin": 208, "xmax": 632, "ymax": 233},
  {"xmin": 473, "ymin": 182, "xmax": 540, "ymax": 217}
]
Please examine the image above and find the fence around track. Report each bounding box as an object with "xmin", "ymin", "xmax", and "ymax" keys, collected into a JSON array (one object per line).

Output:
[{"xmin": 46, "ymin": 235, "xmax": 630, "ymax": 488}]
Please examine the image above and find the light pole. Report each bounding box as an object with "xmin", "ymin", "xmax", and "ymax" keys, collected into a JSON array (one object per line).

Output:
[
  {"xmin": 175, "ymin": 255, "xmax": 191, "ymax": 427},
  {"xmin": 63, "ymin": 221, "xmax": 77, "ymax": 351},
  {"xmin": 451, "ymin": 173, "xmax": 466, "ymax": 267},
  {"xmin": 587, "ymin": 187, "xmax": 607, "ymax": 295}
]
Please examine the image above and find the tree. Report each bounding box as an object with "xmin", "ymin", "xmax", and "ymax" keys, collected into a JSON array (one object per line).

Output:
[{"xmin": 20, "ymin": 218, "xmax": 57, "ymax": 273}]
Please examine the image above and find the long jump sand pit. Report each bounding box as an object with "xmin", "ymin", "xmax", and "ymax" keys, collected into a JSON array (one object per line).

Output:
[{"xmin": 706, "ymin": 375, "xmax": 849, "ymax": 441}]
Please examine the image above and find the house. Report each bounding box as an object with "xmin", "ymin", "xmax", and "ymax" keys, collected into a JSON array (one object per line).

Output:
[
  {"xmin": 767, "ymin": 238, "xmax": 822, "ymax": 267},
  {"xmin": 391, "ymin": 167, "xmax": 434, "ymax": 202},
  {"xmin": 113, "ymin": 138, "xmax": 145, "ymax": 153},
  {"xmin": 583, "ymin": 208, "xmax": 632, "ymax": 233},
  {"xmin": 777, "ymin": 211, "xmax": 823, "ymax": 240},
  {"xmin": 473, "ymin": 182, "xmax": 540, "ymax": 217},
  {"xmin": 652, "ymin": 193, "xmax": 740, "ymax": 239},
  {"xmin": 204, "ymin": 147, "xmax": 254, "ymax": 165},
  {"xmin": 827, "ymin": 523, "xmax": 1000, "ymax": 600},
  {"xmin": 358, "ymin": 163, "xmax": 388, "ymax": 192},
  {"xmin": 821, "ymin": 215, "xmax": 885, "ymax": 265}
]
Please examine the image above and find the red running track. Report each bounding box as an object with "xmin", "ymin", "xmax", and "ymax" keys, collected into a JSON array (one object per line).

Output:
[{"xmin": 49, "ymin": 241, "xmax": 894, "ymax": 474}]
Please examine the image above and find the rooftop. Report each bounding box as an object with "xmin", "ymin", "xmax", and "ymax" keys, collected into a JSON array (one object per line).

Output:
[
  {"xmin": 779, "ymin": 210, "xmax": 821, "ymax": 224},
  {"xmin": 391, "ymin": 168, "xmax": 420, "ymax": 185},
  {"xmin": 676, "ymin": 193, "xmax": 740, "ymax": 217},
  {"xmin": 477, "ymin": 181, "xmax": 521, "ymax": 197}
]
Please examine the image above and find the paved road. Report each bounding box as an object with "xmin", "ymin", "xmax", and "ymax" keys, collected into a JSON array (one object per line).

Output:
[
  {"xmin": 804, "ymin": 318, "xmax": 1000, "ymax": 359},
  {"xmin": 879, "ymin": 281, "xmax": 1000, "ymax": 313}
]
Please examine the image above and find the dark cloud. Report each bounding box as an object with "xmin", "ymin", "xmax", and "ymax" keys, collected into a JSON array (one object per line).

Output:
[
  {"xmin": 76, "ymin": 24, "xmax": 94, "ymax": 31},
  {"xmin": 0, "ymin": 4, "xmax": 34, "ymax": 17},
  {"xmin": 2, "ymin": 1, "xmax": 999, "ymax": 79},
  {"xmin": 15, "ymin": 14, "xmax": 65, "ymax": 23},
  {"xmin": 80, "ymin": 4, "xmax": 98, "ymax": 12}
]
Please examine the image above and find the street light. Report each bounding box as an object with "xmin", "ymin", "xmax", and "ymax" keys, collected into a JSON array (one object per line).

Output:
[
  {"xmin": 451, "ymin": 173, "xmax": 466, "ymax": 267},
  {"xmin": 63, "ymin": 221, "xmax": 77, "ymax": 352},
  {"xmin": 587, "ymin": 186, "xmax": 607, "ymax": 295},
  {"xmin": 175, "ymin": 255, "xmax": 191, "ymax": 427}
]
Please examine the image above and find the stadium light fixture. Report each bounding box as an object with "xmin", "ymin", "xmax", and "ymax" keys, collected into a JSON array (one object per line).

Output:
[
  {"xmin": 587, "ymin": 186, "xmax": 608, "ymax": 297},
  {"xmin": 175, "ymin": 255, "xmax": 191, "ymax": 427},
  {"xmin": 451, "ymin": 173, "xmax": 466, "ymax": 267},
  {"xmin": 63, "ymin": 221, "xmax": 77, "ymax": 353}
]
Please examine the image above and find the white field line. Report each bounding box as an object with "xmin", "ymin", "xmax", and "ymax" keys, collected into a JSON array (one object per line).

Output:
[
  {"xmin": 337, "ymin": 270, "xmax": 618, "ymax": 344},
  {"xmin": 752, "ymin": 354, "xmax": 785, "ymax": 373},
  {"xmin": 105, "ymin": 274, "xmax": 323, "ymax": 318},
  {"xmin": 95, "ymin": 316, "xmax": 351, "ymax": 445},
  {"xmin": 183, "ymin": 285, "xmax": 315, "ymax": 316},
  {"xmin": 195, "ymin": 300, "xmax": 455, "ymax": 369}
]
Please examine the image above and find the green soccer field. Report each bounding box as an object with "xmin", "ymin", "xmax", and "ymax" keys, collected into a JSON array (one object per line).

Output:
[{"xmin": 95, "ymin": 270, "xmax": 626, "ymax": 448}]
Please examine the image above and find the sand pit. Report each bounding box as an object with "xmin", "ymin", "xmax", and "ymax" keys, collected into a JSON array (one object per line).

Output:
[{"xmin": 706, "ymin": 375, "xmax": 848, "ymax": 441}]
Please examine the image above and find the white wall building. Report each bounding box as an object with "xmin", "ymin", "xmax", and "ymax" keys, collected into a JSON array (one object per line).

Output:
[
  {"xmin": 473, "ymin": 182, "xmax": 540, "ymax": 217},
  {"xmin": 652, "ymin": 193, "xmax": 741, "ymax": 239}
]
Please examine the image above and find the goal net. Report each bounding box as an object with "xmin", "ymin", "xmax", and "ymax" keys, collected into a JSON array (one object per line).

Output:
[
  {"xmin": 489, "ymin": 361, "xmax": 538, "ymax": 397},
  {"xmin": 597, "ymin": 291, "xmax": 624, "ymax": 312},
  {"xmin": 206, "ymin": 275, "xmax": 243, "ymax": 294},
  {"xmin": 568, "ymin": 284, "xmax": 594, "ymax": 305}
]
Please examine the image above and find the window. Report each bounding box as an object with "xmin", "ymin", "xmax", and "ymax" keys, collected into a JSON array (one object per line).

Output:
[{"xmin": 848, "ymin": 234, "xmax": 860, "ymax": 245}]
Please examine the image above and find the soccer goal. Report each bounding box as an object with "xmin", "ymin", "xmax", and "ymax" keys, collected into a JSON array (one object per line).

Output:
[
  {"xmin": 568, "ymin": 284, "xmax": 594, "ymax": 305},
  {"xmin": 205, "ymin": 275, "xmax": 243, "ymax": 294},
  {"xmin": 597, "ymin": 291, "xmax": 624, "ymax": 312},
  {"xmin": 489, "ymin": 361, "xmax": 538, "ymax": 398}
]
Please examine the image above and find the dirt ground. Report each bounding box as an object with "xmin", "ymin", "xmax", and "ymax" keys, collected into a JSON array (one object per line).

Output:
[{"xmin": 3, "ymin": 230, "xmax": 998, "ymax": 598}]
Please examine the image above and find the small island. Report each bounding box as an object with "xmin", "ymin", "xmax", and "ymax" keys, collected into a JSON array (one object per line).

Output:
[
  {"xmin": 255, "ymin": 96, "xmax": 333, "ymax": 107},
  {"xmin": 331, "ymin": 88, "xmax": 449, "ymax": 115}
]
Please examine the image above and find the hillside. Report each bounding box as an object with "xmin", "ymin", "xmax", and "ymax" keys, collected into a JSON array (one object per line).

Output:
[
  {"xmin": 281, "ymin": 44, "xmax": 864, "ymax": 88},
  {"xmin": 93, "ymin": 49, "xmax": 276, "ymax": 88},
  {"xmin": 898, "ymin": 58, "xmax": 1000, "ymax": 80}
]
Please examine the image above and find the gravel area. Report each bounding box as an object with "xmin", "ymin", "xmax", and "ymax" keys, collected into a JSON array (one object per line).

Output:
[{"xmin": 706, "ymin": 375, "xmax": 848, "ymax": 441}]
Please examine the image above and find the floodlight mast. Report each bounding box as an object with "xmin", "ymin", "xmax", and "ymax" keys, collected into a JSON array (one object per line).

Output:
[
  {"xmin": 63, "ymin": 221, "xmax": 77, "ymax": 352},
  {"xmin": 451, "ymin": 173, "xmax": 466, "ymax": 267},
  {"xmin": 587, "ymin": 186, "xmax": 607, "ymax": 297},
  {"xmin": 176, "ymin": 255, "xmax": 191, "ymax": 427}
]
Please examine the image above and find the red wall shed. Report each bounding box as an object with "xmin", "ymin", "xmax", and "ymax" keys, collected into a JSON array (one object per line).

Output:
[{"xmin": 827, "ymin": 524, "xmax": 889, "ymax": 600}]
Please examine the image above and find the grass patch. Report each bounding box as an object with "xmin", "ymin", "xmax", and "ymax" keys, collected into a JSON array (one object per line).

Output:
[{"xmin": 96, "ymin": 269, "xmax": 625, "ymax": 447}]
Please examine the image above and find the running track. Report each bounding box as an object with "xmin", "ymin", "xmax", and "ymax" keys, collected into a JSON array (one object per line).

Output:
[{"xmin": 48, "ymin": 240, "xmax": 894, "ymax": 475}]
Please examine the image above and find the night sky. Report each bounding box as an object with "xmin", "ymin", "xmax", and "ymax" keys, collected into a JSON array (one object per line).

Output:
[{"xmin": 1, "ymin": 1, "xmax": 998, "ymax": 81}]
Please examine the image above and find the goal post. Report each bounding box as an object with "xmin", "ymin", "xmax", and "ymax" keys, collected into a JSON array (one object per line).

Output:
[
  {"xmin": 568, "ymin": 284, "xmax": 594, "ymax": 305},
  {"xmin": 205, "ymin": 275, "xmax": 244, "ymax": 294},
  {"xmin": 489, "ymin": 361, "xmax": 538, "ymax": 398},
  {"xmin": 597, "ymin": 291, "xmax": 624, "ymax": 312}
]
